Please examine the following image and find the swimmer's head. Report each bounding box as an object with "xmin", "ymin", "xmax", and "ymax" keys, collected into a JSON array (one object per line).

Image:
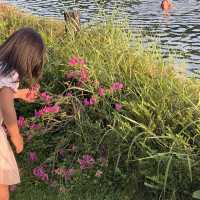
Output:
[{"xmin": 161, "ymin": 0, "xmax": 172, "ymax": 10}]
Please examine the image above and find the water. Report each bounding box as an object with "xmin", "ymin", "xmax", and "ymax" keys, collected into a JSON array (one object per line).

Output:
[{"xmin": 3, "ymin": 0, "xmax": 200, "ymax": 73}]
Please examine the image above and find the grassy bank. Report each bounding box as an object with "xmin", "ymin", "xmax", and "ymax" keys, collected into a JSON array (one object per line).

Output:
[{"xmin": 1, "ymin": 3, "xmax": 200, "ymax": 200}]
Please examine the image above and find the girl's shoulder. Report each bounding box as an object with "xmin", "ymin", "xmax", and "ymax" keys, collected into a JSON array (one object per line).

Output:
[{"xmin": 0, "ymin": 63, "xmax": 19, "ymax": 92}]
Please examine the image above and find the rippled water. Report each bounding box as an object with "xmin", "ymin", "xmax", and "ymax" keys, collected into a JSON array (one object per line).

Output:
[{"xmin": 3, "ymin": 0, "xmax": 200, "ymax": 73}]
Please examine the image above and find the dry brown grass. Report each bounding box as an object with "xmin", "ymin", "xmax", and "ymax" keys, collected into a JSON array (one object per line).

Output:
[
  {"xmin": 0, "ymin": 3, "xmax": 24, "ymax": 18},
  {"xmin": 0, "ymin": 3, "xmax": 65, "ymax": 37}
]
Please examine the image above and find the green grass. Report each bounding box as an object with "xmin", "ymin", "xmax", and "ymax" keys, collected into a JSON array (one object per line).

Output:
[
  {"xmin": 11, "ymin": 173, "xmax": 127, "ymax": 200},
  {"xmin": 1, "ymin": 3, "xmax": 200, "ymax": 200},
  {"xmin": 11, "ymin": 183, "xmax": 125, "ymax": 200}
]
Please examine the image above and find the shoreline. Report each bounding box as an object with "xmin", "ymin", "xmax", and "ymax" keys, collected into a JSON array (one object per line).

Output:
[
  {"xmin": 0, "ymin": 2, "xmax": 65, "ymax": 37},
  {"xmin": 0, "ymin": 3, "xmax": 65, "ymax": 23}
]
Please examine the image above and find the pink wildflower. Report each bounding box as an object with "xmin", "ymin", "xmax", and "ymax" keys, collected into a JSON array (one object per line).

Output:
[
  {"xmin": 17, "ymin": 116, "xmax": 26, "ymax": 128},
  {"xmin": 89, "ymin": 96, "xmax": 97, "ymax": 105},
  {"xmin": 45, "ymin": 105, "xmax": 61, "ymax": 113},
  {"xmin": 114, "ymin": 103, "xmax": 122, "ymax": 111},
  {"xmin": 29, "ymin": 151, "xmax": 38, "ymax": 162},
  {"xmin": 79, "ymin": 58, "xmax": 86, "ymax": 66},
  {"xmin": 78, "ymin": 154, "xmax": 95, "ymax": 170},
  {"xmin": 40, "ymin": 92, "xmax": 52, "ymax": 104},
  {"xmin": 68, "ymin": 56, "xmax": 86, "ymax": 67},
  {"xmin": 35, "ymin": 110, "xmax": 44, "ymax": 118},
  {"xmin": 80, "ymin": 67, "xmax": 89, "ymax": 82},
  {"xmin": 83, "ymin": 99, "xmax": 90, "ymax": 106},
  {"xmin": 98, "ymin": 87, "xmax": 105, "ymax": 97},
  {"xmin": 26, "ymin": 83, "xmax": 40, "ymax": 99},
  {"xmin": 68, "ymin": 57, "xmax": 79, "ymax": 66},
  {"xmin": 31, "ymin": 83, "xmax": 40, "ymax": 92},
  {"xmin": 33, "ymin": 166, "xmax": 49, "ymax": 182},
  {"xmin": 41, "ymin": 107, "xmax": 48, "ymax": 113},
  {"xmin": 35, "ymin": 105, "xmax": 61, "ymax": 118},
  {"xmin": 111, "ymin": 82, "xmax": 124, "ymax": 91},
  {"xmin": 95, "ymin": 170, "xmax": 103, "ymax": 177},
  {"xmin": 29, "ymin": 123, "xmax": 41, "ymax": 130},
  {"xmin": 83, "ymin": 96, "xmax": 97, "ymax": 106}
]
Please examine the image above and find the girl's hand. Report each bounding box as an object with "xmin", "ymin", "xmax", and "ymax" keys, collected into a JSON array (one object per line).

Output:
[
  {"xmin": 25, "ymin": 89, "xmax": 39, "ymax": 102},
  {"xmin": 15, "ymin": 89, "xmax": 38, "ymax": 102},
  {"xmin": 10, "ymin": 133, "xmax": 24, "ymax": 154}
]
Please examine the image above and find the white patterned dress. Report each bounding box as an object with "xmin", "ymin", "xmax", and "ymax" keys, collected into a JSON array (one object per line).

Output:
[{"xmin": 0, "ymin": 71, "xmax": 20, "ymax": 185}]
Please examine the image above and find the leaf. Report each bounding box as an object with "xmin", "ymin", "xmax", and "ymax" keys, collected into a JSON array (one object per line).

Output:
[
  {"xmin": 192, "ymin": 190, "xmax": 200, "ymax": 199},
  {"xmin": 164, "ymin": 156, "xmax": 172, "ymax": 194},
  {"xmin": 187, "ymin": 155, "xmax": 192, "ymax": 182},
  {"xmin": 144, "ymin": 182, "xmax": 160, "ymax": 190}
]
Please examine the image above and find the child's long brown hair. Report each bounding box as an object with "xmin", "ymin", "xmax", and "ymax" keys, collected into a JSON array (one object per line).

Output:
[{"xmin": 0, "ymin": 27, "xmax": 46, "ymax": 84}]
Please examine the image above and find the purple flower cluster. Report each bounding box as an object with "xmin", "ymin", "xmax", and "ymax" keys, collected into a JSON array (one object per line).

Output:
[
  {"xmin": 29, "ymin": 123, "xmax": 41, "ymax": 130},
  {"xmin": 68, "ymin": 56, "xmax": 85, "ymax": 67},
  {"xmin": 114, "ymin": 103, "xmax": 122, "ymax": 111},
  {"xmin": 33, "ymin": 166, "xmax": 49, "ymax": 182},
  {"xmin": 111, "ymin": 82, "xmax": 124, "ymax": 91},
  {"xmin": 66, "ymin": 57, "xmax": 124, "ymax": 112},
  {"xmin": 17, "ymin": 116, "xmax": 26, "ymax": 128},
  {"xmin": 98, "ymin": 87, "xmax": 105, "ymax": 97},
  {"xmin": 23, "ymin": 56, "xmax": 126, "ymax": 186},
  {"xmin": 97, "ymin": 83, "xmax": 124, "ymax": 111},
  {"xmin": 29, "ymin": 151, "xmax": 38, "ymax": 162},
  {"xmin": 80, "ymin": 67, "xmax": 89, "ymax": 82},
  {"xmin": 66, "ymin": 56, "xmax": 89, "ymax": 88},
  {"xmin": 78, "ymin": 154, "xmax": 95, "ymax": 170},
  {"xmin": 65, "ymin": 67, "xmax": 89, "ymax": 87},
  {"xmin": 40, "ymin": 92, "xmax": 52, "ymax": 104},
  {"xmin": 35, "ymin": 105, "xmax": 61, "ymax": 118},
  {"xmin": 83, "ymin": 96, "xmax": 97, "ymax": 106}
]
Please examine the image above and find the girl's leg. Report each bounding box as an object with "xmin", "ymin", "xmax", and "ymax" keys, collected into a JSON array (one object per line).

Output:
[{"xmin": 0, "ymin": 185, "xmax": 9, "ymax": 200}]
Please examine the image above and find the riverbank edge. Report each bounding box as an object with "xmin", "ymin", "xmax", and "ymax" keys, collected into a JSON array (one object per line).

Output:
[{"xmin": 0, "ymin": 3, "xmax": 65, "ymax": 27}]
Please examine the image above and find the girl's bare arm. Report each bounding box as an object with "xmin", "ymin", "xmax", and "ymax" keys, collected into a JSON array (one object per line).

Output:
[{"xmin": 0, "ymin": 87, "xmax": 23, "ymax": 153}]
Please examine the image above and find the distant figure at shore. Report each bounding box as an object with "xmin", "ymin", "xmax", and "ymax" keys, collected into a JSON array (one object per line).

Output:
[{"xmin": 161, "ymin": 0, "xmax": 173, "ymax": 10}]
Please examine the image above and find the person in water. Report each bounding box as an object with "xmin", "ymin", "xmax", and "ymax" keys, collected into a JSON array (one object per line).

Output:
[{"xmin": 161, "ymin": 0, "xmax": 173, "ymax": 10}]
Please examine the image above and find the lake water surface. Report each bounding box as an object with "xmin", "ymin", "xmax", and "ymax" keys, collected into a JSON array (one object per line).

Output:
[{"xmin": 3, "ymin": 0, "xmax": 200, "ymax": 74}]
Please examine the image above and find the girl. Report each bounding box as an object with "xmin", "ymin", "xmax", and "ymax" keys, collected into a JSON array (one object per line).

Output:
[{"xmin": 0, "ymin": 27, "xmax": 46, "ymax": 200}]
